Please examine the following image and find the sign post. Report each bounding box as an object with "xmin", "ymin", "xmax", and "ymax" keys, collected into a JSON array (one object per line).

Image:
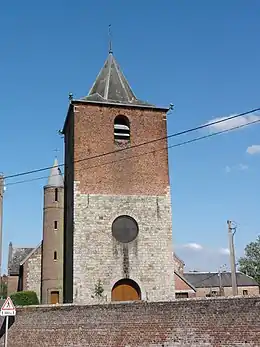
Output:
[
  {"xmin": 0, "ymin": 297, "xmax": 16, "ymax": 347},
  {"xmin": 4, "ymin": 315, "xmax": 8, "ymax": 347}
]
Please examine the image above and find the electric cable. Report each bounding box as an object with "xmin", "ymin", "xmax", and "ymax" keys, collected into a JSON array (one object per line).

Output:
[
  {"xmin": 5, "ymin": 115, "xmax": 260, "ymax": 187},
  {"xmin": 3, "ymin": 106, "xmax": 260, "ymax": 181}
]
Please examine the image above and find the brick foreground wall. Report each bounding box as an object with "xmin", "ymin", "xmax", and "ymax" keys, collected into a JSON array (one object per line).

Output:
[{"xmin": 1, "ymin": 296, "xmax": 260, "ymax": 346}]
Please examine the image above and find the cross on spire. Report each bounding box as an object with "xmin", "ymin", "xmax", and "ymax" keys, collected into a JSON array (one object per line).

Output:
[
  {"xmin": 53, "ymin": 148, "xmax": 59, "ymax": 158},
  {"xmin": 108, "ymin": 24, "xmax": 113, "ymax": 54}
]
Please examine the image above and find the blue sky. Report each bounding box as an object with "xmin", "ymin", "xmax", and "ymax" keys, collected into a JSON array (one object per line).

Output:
[{"xmin": 0, "ymin": 0, "xmax": 260, "ymax": 273}]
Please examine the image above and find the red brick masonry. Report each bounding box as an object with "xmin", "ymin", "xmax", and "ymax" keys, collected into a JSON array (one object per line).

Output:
[
  {"xmin": 2, "ymin": 296, "xmax": 260, "ymax": 346},
  {"xmin": 70, "ymin": 103, "xmax": 170, "ymax": 195}
]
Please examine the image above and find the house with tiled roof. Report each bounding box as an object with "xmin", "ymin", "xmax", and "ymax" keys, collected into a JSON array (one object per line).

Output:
[
  {"xmin": 7, "ymin": 243, "xmax": 34, "ymax": 296},
  {"xmin": 173, "ymin": 254, "xmax": 196, "ymax": 298},
  {"xmin": 172, "ymin": 254, "xmax": 259, "ymax": 298},
  {"xmin": 184, "ymin": 271, "xmax": 260, "ymax": 297}
]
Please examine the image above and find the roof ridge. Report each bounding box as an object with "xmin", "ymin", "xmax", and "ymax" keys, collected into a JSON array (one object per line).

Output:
[
  {"xmin": 175, "ymin": 271, "xmax": 196, "ymax": 292},
  {"xmin": 104, "ymin": 53, "xmax": 113, "ymax": 100},
  {"xmin": 87, "ymin": 57, "xmax": 109, "ymax": 98},
  {"xmin": 20, "ymin": 242, "xmax": 42, "ymax": 266},
  {"xmin": 112, "ymin": 54, "xmax": 136, "ymax": 102},
  {"xmin": 12, "ymin": 246, "xmax": 35, "ymax": 249}
]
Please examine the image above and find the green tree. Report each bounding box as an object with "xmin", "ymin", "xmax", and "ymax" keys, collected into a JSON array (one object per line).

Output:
[{"xmin": 238, "ymin": 235, "xmax": 260, "ymax": 285}]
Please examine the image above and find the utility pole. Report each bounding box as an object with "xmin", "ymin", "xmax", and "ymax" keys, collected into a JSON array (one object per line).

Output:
[
  {"xmin": 227, "ymin": 220, "xmax": 238, "ymax": 296},
  {"xmin": 0, "ymin": 175, "xmax": 4, "ymax": 298}
]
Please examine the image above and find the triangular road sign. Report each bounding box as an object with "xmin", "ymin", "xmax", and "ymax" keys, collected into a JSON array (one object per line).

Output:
[
  {"xmin": 0, "ymin": 296, "xmax": 16, "ymax": 316},
  {"xmin": 1, "ymin": 297, "xmax": 15, "ymax": 310}
]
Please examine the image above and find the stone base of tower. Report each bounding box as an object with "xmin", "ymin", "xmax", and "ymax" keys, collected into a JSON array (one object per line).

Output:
[{"xmin": 72, "ymin": 182, "xmax": 175, "ymax": 304}]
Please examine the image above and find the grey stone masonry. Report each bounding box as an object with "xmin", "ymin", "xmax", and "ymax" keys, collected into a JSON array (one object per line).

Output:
[
  {"xmin": 73, "ymin": 181, "xmax": 175, "ymax": 304},
  {"xmin": 23, "ymin": 245, "xmax": 42, "ymax": 301}
]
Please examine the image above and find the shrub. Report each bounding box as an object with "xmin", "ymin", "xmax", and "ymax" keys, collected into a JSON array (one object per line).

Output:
[{"xmin": 10, "ymin": 291, "xmax": 39, "ymax": 306}]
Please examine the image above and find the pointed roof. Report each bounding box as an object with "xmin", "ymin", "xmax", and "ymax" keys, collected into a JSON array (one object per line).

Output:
[
  {"xmin": 45, "ymin": 158, "xmax": 64, "ymax": 188},
  {"xmin": 8, "ymin": 245, "xmax": 34, "ymax": 275},
  {"xmin": 82, "ymin": 52, "xmax": 154, "ymax": 107},
  {"xmin": 174, "ymin": 271, "xmax": 196, "ymax": 292},
  {"xmin": 20, "ymin": 242, "xmax": 42, "ymax": 266}
]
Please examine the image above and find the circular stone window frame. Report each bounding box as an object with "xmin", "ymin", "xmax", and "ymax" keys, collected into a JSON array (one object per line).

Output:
[{"xmin": 112, "ymin": 215, "xmax": 139, "ymax": 244}]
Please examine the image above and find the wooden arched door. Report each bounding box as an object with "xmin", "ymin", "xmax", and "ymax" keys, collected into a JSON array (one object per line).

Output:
[{"xmin": 111, "ymin": 279, "xmax": 141, "ymax": 301}]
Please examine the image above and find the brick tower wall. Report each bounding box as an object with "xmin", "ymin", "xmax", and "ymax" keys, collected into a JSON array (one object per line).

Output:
[
  {"xmin": 63, "ymin": 102, "xmax": 174, "ymax": 304},
  {"xmin": 41, "ymin": 186, "xmax": 64, "ymax": 304},
  {"xmin": 72, "ymin": 103, "xmax": 170, "ymax": 195}
]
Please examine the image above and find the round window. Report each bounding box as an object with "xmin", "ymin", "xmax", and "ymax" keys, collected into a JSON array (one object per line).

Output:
[{"xmin": 112, "ymin": 215, "xmax": 139, "ymax": 243}]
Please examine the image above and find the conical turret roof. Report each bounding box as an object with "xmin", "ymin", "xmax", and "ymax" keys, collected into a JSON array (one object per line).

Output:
[{"xmin": 46, "ymin": 158, "xmax": 63, "ymax": 188}]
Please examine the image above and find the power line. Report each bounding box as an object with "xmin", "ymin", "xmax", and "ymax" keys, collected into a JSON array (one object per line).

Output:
[
  {"xmin": 5, "ymin": 116, "xmax": 260, "ymax": 187},
  {"xmin": 3, "ymin": 106, "xmax": 260, "ymax": 181}
]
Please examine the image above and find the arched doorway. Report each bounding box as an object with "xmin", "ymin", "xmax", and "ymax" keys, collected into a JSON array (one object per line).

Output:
[{"xmin": 111, "ymin": 279, "xmax": 141, "ymax": 301}]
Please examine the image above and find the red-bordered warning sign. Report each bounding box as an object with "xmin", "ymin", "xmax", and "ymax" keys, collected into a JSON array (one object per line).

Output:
[{"xmin": 0, "ymin": 296, "xmax": 16, "ymax": 316}]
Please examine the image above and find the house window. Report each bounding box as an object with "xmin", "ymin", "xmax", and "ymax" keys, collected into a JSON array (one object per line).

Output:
[
  {"xmin": 55, "ymin": 188, "xmax": 58, "ymax": 202},
  {"xmin": 176, "ymin": 292, "xmax": 188, "ymax": 299},
  {"xmin": 114, "ymin": 116, "xmax": 130, "ymax": 142},
  {"xmin": 54, "ymin": 251, "xmax": 57, "ymax": 260},
  {"xmin": 207, "ymin": 291, "xmax": 218, "ymax": 297},
  {"xmin": 54, "ymin": 221, "xmax": 58, "ymax": 230},
  {"xmin": 243, "ymin": 289, "xmax": 248, "ymax": 295}
]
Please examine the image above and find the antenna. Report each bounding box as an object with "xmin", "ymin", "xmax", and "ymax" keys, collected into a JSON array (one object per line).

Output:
[{"xmin": 108, "ymin": 24, "xmax": 113, "ymax": 54}]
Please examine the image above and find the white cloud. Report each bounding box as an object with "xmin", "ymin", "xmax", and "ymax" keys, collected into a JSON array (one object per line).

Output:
[
  {"xmin": 246, "ymin": 145, "xmax": 260, "ymax": 155},
  {"xmin": 225, "ymin": 163, "xmax": 248, "ymax": 173},
  {"xmin": 176, "ymin": 246, "xmax": 232, "ymax": 272},
  {"xmin": 219, "ymin": 248, "xmax": 230, "ymax": 255},
  {"xmin": 182, "ymin": 243, "xmax": 203, "ymax": 251},
  {"xmin": 225, "ymin": 165, "xmax": 231, "ymax": 173},
  {"xmin": 205, "ymin": 113, "xmax": 260, "ymax": 132},
  {"xmin": 238, "ymin": 163, "xmax": 248, "ymax": 171}
]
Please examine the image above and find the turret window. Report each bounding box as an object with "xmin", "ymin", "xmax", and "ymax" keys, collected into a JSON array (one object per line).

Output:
[
  {"xmin": 55, "ymin": 188, "xmax": 58, "ymax": 202},
  {"xmin": 54, "ymin": 221, "xmax": 58, "ymax": 230},
  {"xmin": 54, "ymin": 251, "xmax": 57, "ymax": 260},
  {"xmin": 114, "ymin": 116, "xmax": 130, "ymax": 142}
]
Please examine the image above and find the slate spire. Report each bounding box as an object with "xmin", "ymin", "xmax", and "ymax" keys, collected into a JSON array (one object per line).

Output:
[
  {"xmin": 46, "ymin": 158, "xmax": 63, "ymax": 188},
  {"xmin": 83, "ymin": 51, "xmax": 153, "ymax": 107}
]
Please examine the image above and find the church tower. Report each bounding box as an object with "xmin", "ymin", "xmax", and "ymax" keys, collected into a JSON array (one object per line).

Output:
[
  {"xmin": 41, "ymin": 158, "xmax": 64, "ymax": 304},
  {"xmin": 62, "ymin": 50, "xmax": 174, "ymax": 304}
]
